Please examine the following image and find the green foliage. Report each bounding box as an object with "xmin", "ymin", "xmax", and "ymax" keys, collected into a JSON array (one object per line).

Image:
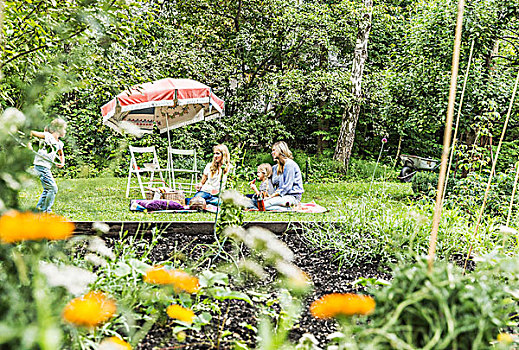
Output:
[
  {"xmin": 497, "ymin": 141, "xmax": 519, "ymax": 173},
  {"xmin": 347, "ymin": 158, "xmax": 397, "ymax": 182},
  {"xmin": 411, "ymin": 171, "xmax": 439, "ymax": 197},
  {"xmin": 0, "ymin": 241, "xmax": 69, "ymax": 349},
  {"xmin": 300, "ymin": 191, "xmax": 518, "ymax": 269},
  {"xmin": 3, "ymin": 0, "xmax": 519, "ymax": 174},
  {"xmin": 0, "ymin": 109, "xmax": 34, "ymax": 210},
  {"xmin": 243, "ymin": 151, "xmax": 397, "ymax": 185},
  {"xmin": 359, "ymin": 0, "xmax": 519, "ymax": 164},
  {"xmin": 447, "ymin": 170, "xmax": 519, "ymax": 218},
  {"xmin": 354, "ymin": 256, "xmax": 519, "ymax": 349},
  {"xmin": 2, "ymin": 0, "xmax": 359, "ymax": 171},
  {"xmin": 217, "ymin": 190, "xmax": 246, "ymax": 237}
]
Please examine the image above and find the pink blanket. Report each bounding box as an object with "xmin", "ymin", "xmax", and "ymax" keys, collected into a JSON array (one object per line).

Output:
[
  {"xmin": 245, "ymin": 201, "xmax": 328, "ymax": 213},
  {"xmin": 293, "ymin": 201, "xmax": 328, "ymax": 213}
]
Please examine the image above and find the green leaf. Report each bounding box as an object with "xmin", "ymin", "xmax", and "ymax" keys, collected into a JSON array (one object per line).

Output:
[
  {"xmin": 112, "ymin": 262, "xmax": 131, "ymax": 276},
  {"xmin": 128, "ymin": 258, "xmax": 152, "ymax": 274},
  {"xmin": 233, "ymin": 341, "xmax": 249, "ymax": 350},
  {"xmin": 198, "ymin": 271, "xmax": 229, "ymax": 288},
  {"xmin": 196, "ymin": 312, "xmax": 212, "ymax": 325},
  {"xmin": 0, "ymin": 323, "xmax": 18, "ymax": 343},
  {"xmin": 210, "ymin": 287, "xmax": 253, "ymax": 305}
]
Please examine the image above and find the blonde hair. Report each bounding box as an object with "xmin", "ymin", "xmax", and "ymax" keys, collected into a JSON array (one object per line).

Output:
[
  {"xmin": 48, "ymin": 118, "xmax": 67, "ymax": 136},
  {"xmin": 272, "ymin": 141, "xmax": 293, "ymax": 175},
  {"xmin": 257, "ymin": 163, "xmax": 272, "ymax": 178},
  {"xmin": 210, "ymin": 144, "xmax": 231, "ymax": 176}
]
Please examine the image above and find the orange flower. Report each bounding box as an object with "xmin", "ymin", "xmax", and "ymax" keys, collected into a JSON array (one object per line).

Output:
[
  {"xmin": 62, "ymin": 291, "xmax": 116, "ymax": 328},
  {"xmin": 143, "ymin": 265, "xmax": 174, "ymax": 284},
  {"xmin": 310, "ymin": 293, "xmax": 375, "ymax": 319},
  {"xmin": 166, "ymin": 304, "xmax": 195, "ymax": 324},
  {"xmin": 144, "ymin": 266, "xmax": 199, "ymax": 293},
  {"xmin": 497, "ymin": 333, "xmax": 514, "ymax": 344},
  {"xmin": 99, "ymin": 337, "xmax": 132, "ymax": 350},
  {"xmin": 0, "ymin": 210, "xmax": 74, "ymax": 243}
]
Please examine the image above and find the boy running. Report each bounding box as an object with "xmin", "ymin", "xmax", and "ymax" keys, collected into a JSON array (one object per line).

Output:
[{"xmin": 30, "ymin": 118, "xmax": 67, "ymax": 213}]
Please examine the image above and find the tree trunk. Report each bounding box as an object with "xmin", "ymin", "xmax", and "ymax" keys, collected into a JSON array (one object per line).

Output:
[
  {"xmin": 317, "ymin": 114, "xmax": 329, "ymax": 155},
  {"xmin": 334, "ymin": 0, "xmax": 373, "ymax": 166},
  {"xmin": 317, "ymin": 44, "xmax": 329, "ymax": 155}
]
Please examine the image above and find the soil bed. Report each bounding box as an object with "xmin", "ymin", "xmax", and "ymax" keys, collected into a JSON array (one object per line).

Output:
[{"xmin": 89, "ymin": 222, "xmax": 390, "ymax": 349}]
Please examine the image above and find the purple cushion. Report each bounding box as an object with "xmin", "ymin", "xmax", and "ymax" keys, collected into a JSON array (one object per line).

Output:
[{"xmin": 135, "ymin": 199, "xmax": 185, "ymax": 211}]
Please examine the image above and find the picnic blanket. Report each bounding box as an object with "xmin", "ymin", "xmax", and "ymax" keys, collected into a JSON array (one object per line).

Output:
[
  {"xmin": 130, "ymin": 199, "xmax": 187, "ymax": 212},
  {"xmin": 130, "ymin": 199, "xmax": 218, "ymax": 213},
  {"xmin": 130, "ymin": 200, "xmax": 327, "ymax": 213},
  {"xmin": 294, "ymin": 201, "xmax": 328, "ymax": 213},
  {"xmin": 246, "ymin": 201, "xmax": 328, "ymax": 213}
]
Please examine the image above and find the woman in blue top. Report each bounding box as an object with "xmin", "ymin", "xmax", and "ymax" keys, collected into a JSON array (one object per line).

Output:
[{"xmin": 264, "ymin": 141, "xmax": 304, "ymax": 211}]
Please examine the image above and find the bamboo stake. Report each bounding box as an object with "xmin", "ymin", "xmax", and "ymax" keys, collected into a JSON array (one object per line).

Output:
[
  {"xmin": 504, "ymin": 162, "xmax": 519, "ymax": 249},
  {"xmin": 428, "ymin": 0, "xmax": 466, "ymax": 272},
  {"xmin": 393, "ymin": 135, "xmax": 402, "ymax": 168},
  {"xmin": 506, "ymin": 161, "xmax": 519, "ymax": 227},
  {"xmin": 442, "ymin": 40, "xmax": 475, "ymax": 204},
  {"xmin": 463, "ymin": 70, "xmax": 519, "ymax": 272},
  {"xmin": 165, "ymin": 116, "xmax": 173, "ymax": 187},
  {"xmin": 0, "ymin": 1, "xmax": 4, "ymax": 50}
]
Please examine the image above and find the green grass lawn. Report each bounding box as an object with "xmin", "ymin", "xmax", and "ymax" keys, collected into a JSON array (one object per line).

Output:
[
  {"xmin": 16, "ymin": 174, "xmax": 517, "ymax": 271},
  {"xmin": 17, "ymin": 176, "xmax": 414, "ymax": 221}
]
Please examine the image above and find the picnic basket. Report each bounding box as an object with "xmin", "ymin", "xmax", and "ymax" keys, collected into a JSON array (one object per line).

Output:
[
  {"xmin": 163, "ymin": 190, "xmax": 185, "ymax": 205},
  {"xmin": 145, "ymin": 187, "xmax": 186, "ymax": 205}
]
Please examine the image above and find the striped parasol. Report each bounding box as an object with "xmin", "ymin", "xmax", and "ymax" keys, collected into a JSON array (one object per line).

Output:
[{"xmin": 101, "ymin": 78, "xmax": 225, "ymax": 135}]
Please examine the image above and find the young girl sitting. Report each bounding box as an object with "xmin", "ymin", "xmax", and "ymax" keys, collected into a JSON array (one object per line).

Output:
[
  {"xmin": 188, "ymin": 144, "xmax": 231, "ymax": 205},
  {"xmin": 247, "ymin": 163, "xmax": 275, "ymax": 209}
]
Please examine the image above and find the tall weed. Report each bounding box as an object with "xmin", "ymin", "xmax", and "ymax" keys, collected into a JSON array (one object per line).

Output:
[
  {"xmin": 300, "ymin": 192, "xmax": 514, "ymax": 269},
  {"xmin": 352, "ymin": 256, "xmax": 519, "ymax": 349}
]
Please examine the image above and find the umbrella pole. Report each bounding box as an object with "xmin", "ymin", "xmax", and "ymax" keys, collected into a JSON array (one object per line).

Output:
[{"xmin": 165, "ymin": 117, "xmax": 173, "ymax": 188}]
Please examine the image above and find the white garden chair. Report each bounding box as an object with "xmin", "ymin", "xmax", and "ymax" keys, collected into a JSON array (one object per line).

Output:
[
  {"xmin": 166, "ymin": 147, "xmax": 199, "ymax": 195},
  {"xmin": 126, "ymin": 146, "xmax": 167, "ymax": 198}
]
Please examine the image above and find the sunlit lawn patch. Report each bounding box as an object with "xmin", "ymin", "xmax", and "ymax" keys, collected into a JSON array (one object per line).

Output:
[{"xmin": 17, "ymin": 176, "xmax": 414, "ymax": 221}]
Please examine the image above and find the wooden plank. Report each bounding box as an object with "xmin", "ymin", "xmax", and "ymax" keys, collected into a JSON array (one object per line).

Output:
[{"xmin": 73, "ymin": 221, "xmax": 298, "ymax": 236}]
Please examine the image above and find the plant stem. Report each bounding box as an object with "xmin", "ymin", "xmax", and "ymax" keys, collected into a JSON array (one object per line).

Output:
[
  {"xmin": 429, "ymin": 0, "xmax": 466, "ymax": 272},
  {"xmin": 369, "ymin": 143, "xmax": 385, "ymax": 192}
]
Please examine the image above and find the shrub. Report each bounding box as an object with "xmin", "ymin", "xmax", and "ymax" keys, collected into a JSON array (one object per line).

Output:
[
  {"xmin": 494, "ymin": 140, "xmax": 519, "ymax": 174},
  {"xmin": 347, "ymin": 158, "xmax": 397, "ymax": 182},
  {"xmin": 447, "ymin": 170, "xmax": 519, "ymax": 218},
  {"xmin": 411, "ymin": 171, "xmax": 439, "ymax": 196},
  {"xmin": 354, "ymin": 256, "xmax": 519, "ymax": 349}
]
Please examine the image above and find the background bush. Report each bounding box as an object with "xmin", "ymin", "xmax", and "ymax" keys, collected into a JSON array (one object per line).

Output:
[
  {"xmin": 447, "ymin": 170, "xmax": 519, "ymax": 218},
  {"xmin": 355, "ymin": 256, "xmax": 519, "ymax": 349}
]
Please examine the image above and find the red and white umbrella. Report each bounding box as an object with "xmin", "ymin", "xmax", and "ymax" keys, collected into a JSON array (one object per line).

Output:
[{"xmin": 101, "ymin": 78, "xmax": 224, "ymax": 135}]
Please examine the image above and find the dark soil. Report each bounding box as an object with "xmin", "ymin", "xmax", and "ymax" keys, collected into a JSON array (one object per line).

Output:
[{"xmin": 118, "ymin": 227, "xmax": 391, "ymax": 350}]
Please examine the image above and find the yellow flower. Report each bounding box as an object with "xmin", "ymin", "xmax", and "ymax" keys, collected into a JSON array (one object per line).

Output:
[
  {"xmin": 144, "ymin": 266, "xmax": 199, "ymax": 293},
  {"xmin": 0, "ymin": 210, "xmax": 74, "ymax": 243},
  {"xmin": 62, "ymin": 291, "xmax": 116, "ymax": 328},
  {"xmin": 310, "ymin": 293, "xmax": 375, "ymax": 319},
  {"xmin": 497, "ymin": 333, "xmax": 514, "ymax": 344},
  {"xmin": 166, "ymin": 304, "xmax": 195, "ymax": 324},
  {"xmin": 99, "ymin": 337, "xmax": 132, "ymax": 350}
]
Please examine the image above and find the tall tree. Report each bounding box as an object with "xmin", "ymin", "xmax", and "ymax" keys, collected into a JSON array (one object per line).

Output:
[{"xmin": 334, "ymin": 0, "xmax": 373, "ymax": 165}]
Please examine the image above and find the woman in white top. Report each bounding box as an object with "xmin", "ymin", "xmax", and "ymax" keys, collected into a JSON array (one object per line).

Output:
[{"xmin": 188, "ymin": 144, "xmax": 231, "ymax": 205}]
